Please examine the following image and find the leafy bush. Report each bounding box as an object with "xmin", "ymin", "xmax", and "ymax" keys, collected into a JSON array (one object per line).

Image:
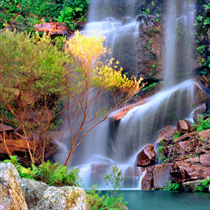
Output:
[
  {"xmin": 0, "ymin": 29, "xmax": 69, "ymax": 163},
  {"xmin": 165, "ymin": 181, "xmax": 179, "ymax": 191},
  {"xmin": 87, "ymin": 164, "xmax": 127, "ymax": 210},
  {"xmin": 195, "ymin": 179, "xmax": 210, "ymax": 192},
  {"xmin": 1, "ymin": 156, "xmax": 83, "ymax": 187},
  {"xmin": 57, "ymin": 0, "xmax": 89, "ymax": 30},
  {"xmin": 193, "ymin": 114, "xmax": 210, "ymax": 131},
  {"xmin": 87, "ymin": 186, "xmax": 126, "ymax": 210},
  {"xmin": 173, "ymin": 131, "xmax": 181, "ymax": 140},
  {"xmin": 104, "ymin": 163, "xmax": 124, "ymax": 197},
  {"xmin": 0, "ymin": 0, "xmax": 63, "ymax": 30},
  {"xmin": 157, "ymin": 145, "xmax": 168, "ymax": 163}
]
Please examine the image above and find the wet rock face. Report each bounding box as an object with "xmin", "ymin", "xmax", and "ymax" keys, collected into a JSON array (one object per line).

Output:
[
  {"xmin": 141, "ymin": 166, "xmax": 154, "ymax": 190},
  {"xmin": 137, "ymin": 15, "xmax": 164, "ymax": 80},
  {"xmin": 136, "ymin": 144, "xmax": 156, "ymax": 166},
  {"xmin": 141, "ymin": 163, "xmax": 172, "ymax": 190},
  {"xmin": 153, "ymin": 164, "xmax": 172, "ymax": 189}
]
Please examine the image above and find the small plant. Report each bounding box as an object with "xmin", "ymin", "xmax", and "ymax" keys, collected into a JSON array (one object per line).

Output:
[
  {"xmin": 86, "ymin": 164, "xmax": 127, "ymax": 210},
  {"xmin": 165, "ymin": 181, "xmax": 179, "ymax": 191},
  {"xmin": 157, "ymin": 145, "xmax": 168, "ymax": 163},
  {"xmin": 195, "ymin": 179, "xmax": 210, "ymax": 192},
  {"xmin": 1, "ymin": 157, "xmax": 83, "ymax": 187},
  {"xmin": 151, "ymin": 65, "xmax": 156, "ymax": 69},
  {"xmin": 193, "ymin": 114, "xmax": 210, "ymax": 132},
  {"xmin": 173, "ymin": 131, "xmax": 181, "ymax": 140},
  {"xmin": 104, "ymin": 163, "xmax": 124, "ymax": 197}
]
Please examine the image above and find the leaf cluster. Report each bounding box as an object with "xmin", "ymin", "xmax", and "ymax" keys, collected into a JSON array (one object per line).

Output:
[
  {"xmin": 193, "ymin": 114, "xmax": 210, "ymax": 131},
  {"xmin": 104, "ymin": 163, "xmax": 124, "ymax": 197},
  {"xmin": 165, "ymin": 180, "xmax": 179, "ymax": 191},
  {"xmin": 195, "ymin": 179, "xmax": 210, "ymax": 192},
  {"xmin": 1, "ymin": 156, "xmax": 83, "ymax": 187},
  {"xmin": 86, "ymin": 164, "xmax": 127, "ymax": 210}
]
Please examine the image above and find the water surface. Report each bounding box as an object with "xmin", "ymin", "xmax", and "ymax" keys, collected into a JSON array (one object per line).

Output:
[{"xmin": 102, "ymin": 190, "xmax": 210, "ymax": 210}]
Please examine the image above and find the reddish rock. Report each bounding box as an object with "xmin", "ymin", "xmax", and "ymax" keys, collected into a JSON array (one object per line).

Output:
[
  {"xmin": 184, "ymin": 157, "xmax": 200, "ymax": 163},
  {"xmin": 0, "ymin": 124, "xmax": 14, "ymax": 132},
  {"xmin": 157, "ymin": 126, "xmax": 176, "ymax": 146},
  {"xmin": 153, "ymin": 163, "xmax": 172, "ymax": 189},
  {"xmin": 34, "ymin": 22, "xmax": 70, "ymax": 35},
  {"xmin": 199, "ymin": 129, "xmax": 210, "ymax": 141},
  {"xmin": 0, "ymin": 139, "xmax": 36, "ymax": 154},
  {"xmin": 136, "ymin": 144, "xmax": 156, "ymax": 166},
  {"xmin": 111, "ymin": 98, "xmax": 149, "ymax": 121},
  {"xmin": 170, "ymin": 162, "xmax": 191, "ymax": 183},
  {"xmin": 200, "ymin": 154, "xmax": 210, "ymax": 167},
  {"xmin": 171, "ymin": 161, "xmax": 204, "ymax": 182},
  {"xmin": 141, "ymin": 166, "xmax": 154, "ymax": 190},
  {"xmin": 177, "ymin": 120, "xmax": 190, "ymax": 133},
  {"xmin": 173, "ymin": 131, "xmax": 197, "ymax": 143},
  {"xmin": 203, "ymin": 167, "xmax": 210, "ymax": 178}
]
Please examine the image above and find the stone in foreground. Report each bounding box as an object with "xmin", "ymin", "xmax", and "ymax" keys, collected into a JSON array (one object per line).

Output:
[
  {"xmin": 0, "ymin": 163, "xmax": 28, "ymax": 210},
  {"xmin": 0, "ymin": 163, "xmax": 89, "ymax": 210}
]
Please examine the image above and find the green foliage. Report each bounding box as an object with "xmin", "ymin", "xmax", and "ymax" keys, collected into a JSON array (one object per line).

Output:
[
  {"xmin": 0, "ymin": 0, "xmax": 89, "ymax": 31},
  {"xmin": 195, "ymin": 179, "xmax": 210, "ymax": 192},
  {"xmin": 0, "ymin": 30, "xmax": 69, "ymax": 102},
  {"xmin": 165, "ymin": 181, "xmax": 179, "ymax": 191},
  {"xmin": 86, "ymin": 164, "xmax": 127, "ymax": 210},
  {"xmin": 1, "ymin": 156, "xmax": 83, "ymax": 187},
  {"xmin": 151, "ymin": 65, "xmax": 156, "ymax": 69},
  {"xmin": 157, "ymin": 145, "xmax": 168, "ymax": 163},
  {"xmin": 87, "ymin": 188, "xmax": 126, "ymax": 210},
  {"xmin": 193, "ymin": 114, "xmax": 210, "ymax": 131},
  {"xmin": 0, "ymin": 0, "xmax": 63, "ymax": 30},
  {"xmin": 173, "ymin": 131, "xmax": 181, "ymax": 140},
  {"xmin": 104, "ymin": 163, "xmax": 124, "ymax": 197},
  {"xmin": 57, "ymin": 0, "xmax": 89, "ymax": 30}
]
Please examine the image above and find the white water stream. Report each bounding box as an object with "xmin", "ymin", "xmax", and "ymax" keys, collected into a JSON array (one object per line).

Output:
[{"xmin": 54, "ymin": 0, "xmax": 198, "ymax": 189}]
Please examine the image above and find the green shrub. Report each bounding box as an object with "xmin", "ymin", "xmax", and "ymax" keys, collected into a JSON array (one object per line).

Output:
[
  {"xmin": 193, "ymin": 114, "xmax": 210, "ymax": 131},
  {"xmin": 86, "ymin": 164, "xmax": 127, "ymax": 210},
  {"xmin": 165, "ymin": 181, "xmax": 179, "ymax": 191},
  {"xmin": 173, "ymin": 131, "xmax": 181, "ymax": 140},
  {"xmin": 195, "ymin": 179, "xmax": 210, "ymax": 192},
  {"xmin": 1, "ymin": 156, "xmax": 83, "ymax": 187},
  {"xmin": 104, "ymin": 163, "xmax": 124, "ymax": 197}
]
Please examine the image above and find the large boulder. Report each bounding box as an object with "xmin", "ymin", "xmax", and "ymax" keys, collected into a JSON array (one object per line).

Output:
[
  {"xmin": 0, "ymin": 163, "xmax": 89, "ymax": 210},
  {"xmin": 0, "ymin": 163, "xmax": 28, "ymax": 210},
  {"xmin": 19, "ymin": 177, "xmax": 88, "ymax": 210},
  {"xmin": 177, "ymin": 120, "xmax": 191, "ymax": 133},
  {"xmin": 136, "ymin": 144, "xmax": 156, "ymax": 166}
]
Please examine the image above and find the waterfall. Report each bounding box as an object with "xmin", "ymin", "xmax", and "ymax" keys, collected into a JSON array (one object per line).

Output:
[{"xmin": 54, "ymin": 0, "xmax": 198, "ymax": 190}]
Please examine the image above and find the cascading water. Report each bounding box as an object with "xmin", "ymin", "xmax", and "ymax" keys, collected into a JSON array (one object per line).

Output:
[{"xmin": 54, "ymin": 0, "xmax": 199, "ymax": 189}]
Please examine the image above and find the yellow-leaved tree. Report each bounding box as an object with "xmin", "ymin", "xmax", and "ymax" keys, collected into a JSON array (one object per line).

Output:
[{"xmin": 62, "ymin": 31, "xmax": 143, "ymax": 166}]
